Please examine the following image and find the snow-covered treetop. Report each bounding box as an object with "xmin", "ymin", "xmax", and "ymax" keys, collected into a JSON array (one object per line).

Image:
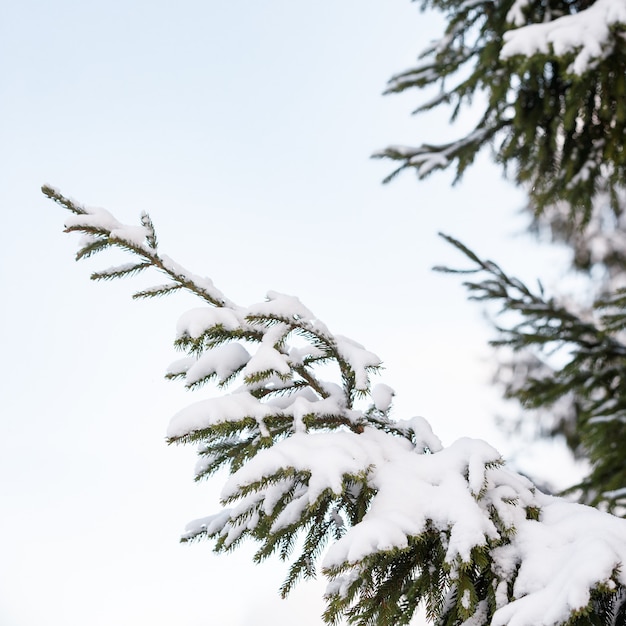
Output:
[
  {"xmin": 46, "ymin": 184, "xmax": 626, "ymax": 625},
  {"xmin": 377, "ymin": 0, "xmax": 626, "ymax": 217}
]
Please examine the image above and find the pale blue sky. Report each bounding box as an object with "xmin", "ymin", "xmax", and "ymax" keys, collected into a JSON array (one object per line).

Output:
[{"xmin": 1, "ymin": 2, "xmax": 571, "ymax": 625}]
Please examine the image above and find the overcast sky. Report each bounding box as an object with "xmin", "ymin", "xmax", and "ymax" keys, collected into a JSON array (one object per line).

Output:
[{"xmin": 1, "ymin": 1, "xmax": 577, "ymax": 625}]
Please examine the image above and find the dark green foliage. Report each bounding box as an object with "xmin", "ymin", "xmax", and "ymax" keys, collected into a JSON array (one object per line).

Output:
[
  {"xmin": 438, "ymin": 233, "xmax": 626, "ymax": 511},
  {"xmin": 323, "ymin": 532, "xmax": 451, "ymax": 626},
  {"xmin": 377, "ymin": 0, "xmax": 626, "ymax": 218},
  {"xmin": 323, "ymin": 534, "xmax": 509, "ymax": 626}
]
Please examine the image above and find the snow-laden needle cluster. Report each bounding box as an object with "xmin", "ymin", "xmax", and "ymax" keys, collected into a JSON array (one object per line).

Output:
[
  {"xmin": 46, "ymin": 184, "xmax": 626, "ymax": 625},
  {"xmin": 376, "ymin": 0, "xmax": 626, "ymax": 217}
]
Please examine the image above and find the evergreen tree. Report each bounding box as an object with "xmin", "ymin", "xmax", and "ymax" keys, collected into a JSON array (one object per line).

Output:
[
  {"xmin": 378, "ymin": 0, "xmax": 626, "ymax": 503},
  {"xmin": 44, "ymin": 184, "xmax": 626, "ymax": 625}
]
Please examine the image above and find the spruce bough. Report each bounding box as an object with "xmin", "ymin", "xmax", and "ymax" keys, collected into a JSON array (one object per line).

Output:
[{"xmin": 45, "ymin": 184, "xmax": 626, "ymax": 626}]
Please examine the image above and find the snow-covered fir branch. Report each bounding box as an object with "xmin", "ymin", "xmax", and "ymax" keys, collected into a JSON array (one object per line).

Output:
[{"xmin": 47, "ymin": 186, "xmax": 626, "ymax": 625}]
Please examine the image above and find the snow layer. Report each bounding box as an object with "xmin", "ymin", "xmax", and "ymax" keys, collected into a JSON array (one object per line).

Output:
[
  {"xmin": 184, "ymin": 343, "xmax": 251, "ymax": 386},
  {"xmin": 248, "ymin": 291, "xmax": 331, "ymax": 336},
  {"xmin": 176, "ymin": 307, "xmax": 243, "ymax": 338},
  {"xmin": 323, "ymin": 434, "xmax": 514, "ymax": 567},
  {"xmin": 65, "ymin": 205, "xmax": 152, "ymax": 248},
  {"xmin": 501, "ymin": 0, "xmax": 626, "ymax": 74},
  {"xmin": 167, "ymin": 392, "xmax": 276, "ymax": 438},
  {"xmin": 214, "ymin": 425, "xmax": 530, "ymax": 567},
  {"xmin": 335, "ymin": 335, "xmax": 381, "ymax": 390},
  {"xmin": 492, "ymin": 495, "xmax": 626, "ymax": 625},
  {"xmin": 371, "ymin": 383, "xmax": 394, "ymax": 412},
  {"xmin": 241, "ymin": 336, "xmax": 292, "ymax": 379}
]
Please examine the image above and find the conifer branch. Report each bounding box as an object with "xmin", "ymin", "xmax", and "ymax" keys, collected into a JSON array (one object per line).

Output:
[
  {"xmin": 375, "ymin": 120, "xmax": 510, "ymax": 183},
  {"xmin": 43, "ymin": 184, "xmax": 234, "ymax": 309},
  {"xmin": 91, "ymin": 262, "xmax": 152, "ymax": 282},
  {"xmin": 438, "ymin": 231, "xmax": 626, "ymax": 509},
  {"xmin": 132, "ymin": 283, "xmax": 184, "ymax": 299},
  {"xmin": 48, "ymin": 187, "xmax": 626, "ymax": 626},
  {"xmin": 378, "ymin": 0, "xmax": 626, "ymax": 214}
]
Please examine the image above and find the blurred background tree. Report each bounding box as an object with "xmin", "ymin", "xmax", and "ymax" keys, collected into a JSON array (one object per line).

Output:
[{"xmin": 379, "ymin": 0, "xmax": 626, "ymax": 512}]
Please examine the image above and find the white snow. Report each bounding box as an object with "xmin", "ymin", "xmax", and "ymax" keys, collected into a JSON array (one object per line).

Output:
[
  {"xmin": 394, "ymin": 415, "xmax": 443, "ymax": 453},
  {"xmin": 371, "ymin": 383, "xmax": 395, "ymax": 412},
  {"xmin": 64, "ymin": 205, "xmax": 119, "ymax": 232},
  {"xmin": 247, "ymin": 291, "xmax": 331, "ymax": 336},
  {"xmin": 160, "ymin": 254, "xmax": 234, "ymax": 307},
  {"xmin": 184, "ymin": 343, "xmax": 251, "ymax": 386},
  {"xmin": 166, "ymin": 392, "xmax": 276, "ymax": 439},
  {"xmin": 175, "ymin": 307, "xmax": 243, "ymax": 339},
  {"xmin": 221, "ymin": 428, "xmax": 390, "ymax": 505},
  {"xmin": 323, "ymin": 435, "xmax": 510, "ymax": 567},
  {"xmin": 110, "ymin": 224, "xmax": 150, "ymax": 247},
  {"xmin": 501, "ymin": 0, "xmax": 626, "ymax": 74},
  {"xmin": 241, "ymin": 324, "xmax": 292, "ymax": 380},
  {"xmin": 166, "ymin": 356, "xmax": 196, "ymax": 376},
  {"xmin": 65, "ymin": 205, "xmax": 151, "ymax": 248},
  {"xmin": 461, "ymin": 588, "xmax": 472, "ymax": 610},
  {"xmin": 334, "ymin": 335, "xmax": 381, "ymax": 391},
  {"xmin": 506, "ymin": 0, "xmax": 532, "ymax": 27},
  {"xmin": 491, "ymin": 496, "xmax": 626, "ymax": 625},
  {"xmin": 182, "ymin": 509, "xmax": 233, "ymax": 541}
]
